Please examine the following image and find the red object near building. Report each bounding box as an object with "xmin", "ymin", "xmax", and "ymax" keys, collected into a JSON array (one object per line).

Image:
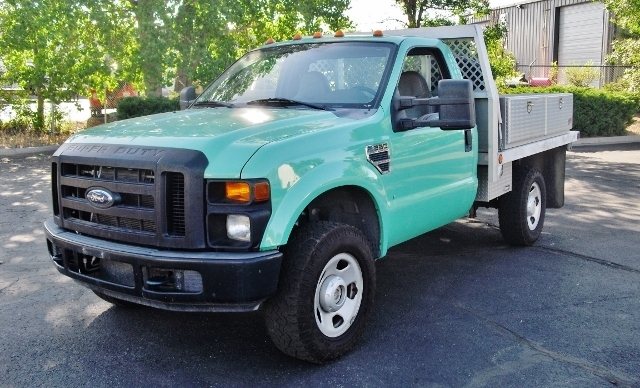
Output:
[
  {"xmin": 89, "ymin": 83, "xmax": 137, "ymax": 116},
  {"xmin": 529, "ymin": 78, "xmax": 553, "ymax": 87}
]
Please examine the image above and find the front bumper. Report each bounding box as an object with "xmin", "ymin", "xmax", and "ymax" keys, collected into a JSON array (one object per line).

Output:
[{"xmin": 44, "ymin": 218, "xmax": 282, "ymax": 312}]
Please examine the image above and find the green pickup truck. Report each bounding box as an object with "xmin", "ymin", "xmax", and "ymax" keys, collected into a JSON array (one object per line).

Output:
[{"xmin": 44, "ymin": 25, "xmax": 578, "ymax": 363}]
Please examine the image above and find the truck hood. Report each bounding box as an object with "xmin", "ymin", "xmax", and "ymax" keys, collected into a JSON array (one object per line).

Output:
[{"xmin": 66, "ymin": 107, "xmax": 346, "ymax": 178}]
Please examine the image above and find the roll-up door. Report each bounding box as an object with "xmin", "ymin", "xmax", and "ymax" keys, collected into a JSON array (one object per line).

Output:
[{"xmin": 557, "ymin": 2, "xmax": 605, "ymax": 86}]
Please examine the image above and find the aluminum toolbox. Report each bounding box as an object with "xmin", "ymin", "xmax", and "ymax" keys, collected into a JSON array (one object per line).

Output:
[
  {"xmin": 545, "ymin": 93, "xmax": 573, "ymax": 136},
  {"xmin": 499, "ymin": 93, "xmax": 573, "ymax": 149}
]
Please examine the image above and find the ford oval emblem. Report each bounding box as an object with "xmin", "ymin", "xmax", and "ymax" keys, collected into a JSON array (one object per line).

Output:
[{"xmin": 85, "ymin": 187, "xmax": 119, "ymax": 209}]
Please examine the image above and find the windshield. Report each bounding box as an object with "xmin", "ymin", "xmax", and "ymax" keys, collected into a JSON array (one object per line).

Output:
[{"xmin": 195, "ymin": 41, "xmax": 395, "ymax": 110}]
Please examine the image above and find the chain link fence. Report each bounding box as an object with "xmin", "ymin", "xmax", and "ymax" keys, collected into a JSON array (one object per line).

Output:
[
  {"xmin": 90, "ymin": 82, "xmax": 137, "ymax": 116},
  {"xmin": 87, "ymin": 82, "xmax": 137, "ymax": 127},
  {"xmin": 515, "ymin": 65, "xmax": 633, "ymax": 88}
]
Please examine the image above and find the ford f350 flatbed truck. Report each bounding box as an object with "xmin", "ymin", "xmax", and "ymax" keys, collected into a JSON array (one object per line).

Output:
[{"xmin": 44, "ymin": 25, "xmax": 578, "ymax": 363}]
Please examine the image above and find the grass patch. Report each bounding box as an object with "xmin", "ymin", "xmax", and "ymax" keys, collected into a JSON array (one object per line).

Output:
[
  {"xmin": 0, "ymin": 121, "xmax": 85, "ymax": 149},
  {"xmin": 626, "ymin": 115, "xmax": 640, "ymax": 136}
]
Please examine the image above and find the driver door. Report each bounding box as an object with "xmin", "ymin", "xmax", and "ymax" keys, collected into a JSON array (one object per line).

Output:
[{"xmin": 382, "ymin": 47, "xmax": 477, "ymax": 246}]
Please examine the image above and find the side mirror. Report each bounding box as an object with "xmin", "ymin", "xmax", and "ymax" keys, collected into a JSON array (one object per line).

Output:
[
  {"xmin": 437, "ymin": 79, "xmax": 476, "ymax": 130},
  {"xmin": 392, "ymin": 79, "xmax": 476, "ymax": 131},
  {"xmin": 179, "ymin": 86, "xmax": 197, "ymax": 110}
]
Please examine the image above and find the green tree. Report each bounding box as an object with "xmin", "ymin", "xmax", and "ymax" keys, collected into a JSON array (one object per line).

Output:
[
  {"xmin": 1, "ymin": 0, "xmax": 353, "ymax": 119},
  {"xmin": 395, "ymin": 0, "xmax": 489, "ymax": 27},
  {"xmin": 170, "ymin": 0, "xmax": 353, "ymax": 92},
  {"xmin": 483, "ymin": 22, "xmax": 517, "ymax": 80},
  {"xmin": 601, "ymin": 0, "xmax": 640, "ymax": 92},
  {"xmin": 0, "ymin": 0, "xmax": 125, "ymax": 129},
  {"xmin": 602, "ymin": 0, "xmax": 640, "ymax": 35},
  {"xmin": 126, "ymin": 0, "xmax": 173, "ymax": 96}
]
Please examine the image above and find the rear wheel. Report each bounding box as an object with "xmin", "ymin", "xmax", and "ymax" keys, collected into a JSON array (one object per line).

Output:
[
  {"xmin": 264, "ymin": 221, "xmax": 375, "ymax": 363},
  {"xmin": 498, "ymin": 166, "xmax": 546, "ymax": 246}
]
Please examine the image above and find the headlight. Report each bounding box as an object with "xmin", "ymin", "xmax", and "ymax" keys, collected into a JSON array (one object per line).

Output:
[
  {"xmin": 206, "ymin": 179, "xmax": 271, "ymax": 250},
  {"xmin": 227, "ymin": 214, "xmax": 251, "ymax": 242}
]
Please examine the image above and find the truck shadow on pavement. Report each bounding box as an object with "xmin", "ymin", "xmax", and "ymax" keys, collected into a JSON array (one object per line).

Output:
[
  {"xmin": 2, "ymin": 151, "xmax": 640, "ymax": 386},
  {"xmin": 64, "ymin": 221, "xmax": 513, "ymax": 386}
]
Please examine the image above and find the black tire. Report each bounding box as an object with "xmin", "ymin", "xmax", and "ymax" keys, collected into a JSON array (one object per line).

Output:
[
  {"xmin": 498, "ymin": 166, "xmax": 546, "ymax": 246},
  {"xmin": 263, "ymin": 221, "xmax": 376, "ymax": 363},
  {"xmin": 92, "ymin": 290, "xmax": 142, "ymax": 309}
]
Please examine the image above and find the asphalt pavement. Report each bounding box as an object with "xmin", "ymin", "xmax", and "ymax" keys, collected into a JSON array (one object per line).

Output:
[{"xmin": 0, "ymin": 144, "xmax": 639, "ymax": 387}]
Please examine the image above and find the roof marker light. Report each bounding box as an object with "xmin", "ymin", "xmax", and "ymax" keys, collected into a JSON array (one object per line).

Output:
[
  {"xmin": 334, "ymin": 29, "xmax": 344, "ymax": 37},
  {"xmin": 293, "ymin": 33, "xmax": 302, "ymax": 40},
  {"xmin": 265, "ymin": 37, "xmax": 275, "ymax": 44},
  {"xmin": 373, "ymin": 30, "xmax": 384, "ymax": 37},
  {"xmin": 313, "ymin": 31, "xmax": 322, "ymax": 39}
]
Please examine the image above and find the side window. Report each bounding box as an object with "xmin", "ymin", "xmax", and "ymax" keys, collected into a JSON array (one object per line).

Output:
[
  {"xmin": 401, "ymin": 51, "xmax": 445, "ymax": 96},
  {"xmin": 398, "ymin": 48, "xmax": 448, "ymax": 119}
]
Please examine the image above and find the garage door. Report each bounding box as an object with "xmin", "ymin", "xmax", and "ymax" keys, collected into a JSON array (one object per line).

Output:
[{"xmin": 558, "ymin": 2, "xmax": 605, "ymax": 85}]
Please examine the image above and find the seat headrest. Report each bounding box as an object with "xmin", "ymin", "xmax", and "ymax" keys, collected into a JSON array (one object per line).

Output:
[{"xmin": 398, "ymin": 71, "xmax": 431, "ymax": 98}]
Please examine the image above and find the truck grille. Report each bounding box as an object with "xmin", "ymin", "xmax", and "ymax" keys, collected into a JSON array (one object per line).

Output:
[
  {"xmin": 60, "ymin": 163, "xmax": 158, "ymax": 235},
  {"xmin": 166, "ymin": 172, "xmax": 185, "ymax": 237},
  {"xmin": 51, "ymin": 145, "xmax": 208, "ymax": 249}
]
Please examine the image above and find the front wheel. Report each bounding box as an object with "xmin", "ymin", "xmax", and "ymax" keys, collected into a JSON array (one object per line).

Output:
[
  {"xmin": 498, "ymin": 166, "xmax": 547, "ymax": 246},
  {"xmin": 264, "ymin": 221, "xmax": 376, "ymax": 363}
]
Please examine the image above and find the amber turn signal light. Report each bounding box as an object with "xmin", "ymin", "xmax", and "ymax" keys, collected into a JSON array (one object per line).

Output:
[
  {"xmin": 254, "ymin": 182, "xmax": 270, "ymax": 202},
  {"xmin": 226, "ymin": 182, "xmax": 251, "ymax": 202}
]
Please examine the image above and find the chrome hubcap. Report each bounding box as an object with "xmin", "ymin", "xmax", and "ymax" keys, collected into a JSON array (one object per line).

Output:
[
  {"xmin": 527, "ymin": 182, "xmax": 542, "ymax": 230},
  {"xmin": 314, "ymin": 253, "xmax": 363, "ymax": 338},
  {"xmin": 319, "ymin": 275, "xmax": 347, "ymax": 312}
]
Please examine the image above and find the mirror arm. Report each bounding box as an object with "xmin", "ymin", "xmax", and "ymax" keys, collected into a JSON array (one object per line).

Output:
[
  {"xmin": 399, "ymin": 96, "xmax": 473, "ymax": 109},
  {"xmin": 399, "ymin": 118, "xmax": 476, "ymax": 131}
]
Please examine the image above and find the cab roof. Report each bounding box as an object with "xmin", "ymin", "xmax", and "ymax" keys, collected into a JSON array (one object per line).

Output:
[{"xmin": 259, "ymin": 32, "xmax": 441, "ymax": 49}]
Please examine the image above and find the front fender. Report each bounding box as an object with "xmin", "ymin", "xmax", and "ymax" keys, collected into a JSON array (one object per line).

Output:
[{"xmin": 258, "ymin": 159, "xmax": 391, "ymax": 257}]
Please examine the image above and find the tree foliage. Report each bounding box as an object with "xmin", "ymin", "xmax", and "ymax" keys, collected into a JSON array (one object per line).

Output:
[
  {"xmin": 0, "ymin": 0, "xmax": 130, "ymax": 128},
  {"xmin": 483, "ymin": 22, "xmax": 517, "ymax": 80},
  {"xmin": 0, "ymin": 0, "xmax": 353, "ymax": 129},
  {"xmin": 394, "ymin": 0, "xmax": 489, "ymax": 27},
  {"xmin": 602, "ymin": 0, "xmax": 640, "ymax": 35},
  {"xmin": 602, "ymin": 0, "xmax": 640, "ymax": 92},
  {"xmin": 170, "ymin": 0, "xmax": 353, "ymax": 92},
  {"xmin": 391, "ymin": 0, "xmax": 514, "ymax": 80}
]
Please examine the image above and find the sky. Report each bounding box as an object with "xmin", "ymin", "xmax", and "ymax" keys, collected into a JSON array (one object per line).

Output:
[{"xmin": 346, "ymin": 0, "xmax": 518, "ymax": 31}]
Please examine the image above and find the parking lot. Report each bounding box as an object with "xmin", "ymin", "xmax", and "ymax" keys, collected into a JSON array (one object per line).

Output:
[{"xmin": 1, "ymin": 147, "xmax": 639, "ymax": 387}]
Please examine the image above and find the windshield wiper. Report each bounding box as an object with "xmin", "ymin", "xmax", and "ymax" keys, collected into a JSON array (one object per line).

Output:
[
  {"xmin": 245, "ymin": 98, "xmax": 332, "ymax": 111},
  {"xmin": 192, "ymin": 100, "xmax": 235, "ymax": 108}
]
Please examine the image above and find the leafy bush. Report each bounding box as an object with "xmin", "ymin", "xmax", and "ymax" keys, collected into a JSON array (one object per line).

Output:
[
  {"xmin": 606, "ymin": 39, "xmax": 640, "ymax": 93},
  {"xmin": 0, "ymin": 98, "xmax": 76, "ymax": 135},
  {"xmin": 483, "ymin": 23, "xmax": 518, "ymax": 81},
  {"xmin": 564, "ymin": 61, "xmax": 600, "ymax": 87},
  {"xmin": 117, "ymin": 96, "xmax": 180, "ymax": 120},
  {"xmin": 500, "ymin": 85, "xmax": 640, "ymax": 137}
]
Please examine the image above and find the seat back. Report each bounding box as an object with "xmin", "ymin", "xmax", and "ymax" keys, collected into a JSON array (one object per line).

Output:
[{"xmin": 398, "ymin": 71, "xmax": 433, "ymax": 118}]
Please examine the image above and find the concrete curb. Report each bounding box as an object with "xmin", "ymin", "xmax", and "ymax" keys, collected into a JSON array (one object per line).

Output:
[
  {"xmin": 573, "ymin": 135, "xmax": 640, "ymax": 147},
  {"xmin": 0, "ymin": 145, "xmax": 59, "ymax": 158}
]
